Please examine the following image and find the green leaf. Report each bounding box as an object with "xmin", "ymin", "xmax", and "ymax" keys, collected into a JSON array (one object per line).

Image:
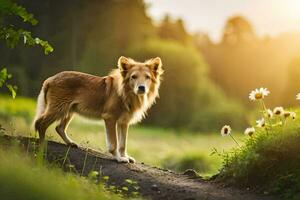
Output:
[
  {"xmin": 6, "ymin": 84, "xmax": 17, "ymax": 98},
  {"xmin": 0, "ymin": 0, "xmax": 38, "ymax": 25},
  {"xmin": 125, "ymin": 179, "xmax": 133, "ymax": 184},
  {"xmin": 0, "ymin": 68, "xmax": 8, "ymax": 87}
]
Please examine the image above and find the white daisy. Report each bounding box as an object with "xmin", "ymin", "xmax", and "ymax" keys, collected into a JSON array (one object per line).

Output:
[
  {"xmin": 291, "ymin": 112, "xmax": 296, "ymax": 120},
  {"xmin": 249, "ymin": 88, "xmax": 270, "ymax": 101},
  {"xmin": 273, "ymin": 107, "xmax": 284, "ymax": 116},
  {"xmin": 296, "ymin": 93, "xmax": 300, "ymax": 100},
  {"xmin": 266, "ymin": 109, "xmax": 273, "ymax": 118},
  {"xmin": 244, "ymin": 127, "xmax": 255, "ymax": 136},
  {"xmin": 256, "ymin": 118, "xmax": 266, "ymax": 128},
  {"xmin": 221, "ymin": 125, "xmax": 231, "ymax": 137},
  {"xmin": 284, "ymin": 111, "xmax": 296, "ymax": 120}
]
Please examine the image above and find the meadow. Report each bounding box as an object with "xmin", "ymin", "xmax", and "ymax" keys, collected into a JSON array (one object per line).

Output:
[{"xmin": 0, "ymin": 95, "xmax": 243, "ymax": 176}]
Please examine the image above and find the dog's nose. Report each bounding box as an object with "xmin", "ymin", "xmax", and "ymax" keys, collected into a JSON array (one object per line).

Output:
[{"xmin": 138, "ymin": 85, "xmax": 145, "ymax": 93}]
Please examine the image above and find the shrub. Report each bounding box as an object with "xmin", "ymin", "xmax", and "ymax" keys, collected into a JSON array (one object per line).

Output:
[{"xmin": 217, "ymin": 87, "xmax": 300, "ymax": 199}]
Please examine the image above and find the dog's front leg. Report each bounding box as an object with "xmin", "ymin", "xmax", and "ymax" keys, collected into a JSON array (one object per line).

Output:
[
  {"xmin": 117, "ymin": 123, "xmax": 135, "ymax": 163},
  {"xmin": 104, "ymin": 119, "xmax": 129, "ymax": 163}
]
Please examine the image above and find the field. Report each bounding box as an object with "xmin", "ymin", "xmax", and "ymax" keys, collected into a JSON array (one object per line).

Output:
[{"xmin": 0, "ymin": 95, "xmax": 243, "ymax": 176}]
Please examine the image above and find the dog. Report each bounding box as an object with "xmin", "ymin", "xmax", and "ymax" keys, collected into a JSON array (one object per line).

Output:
[{"xmin": 33, "ymin": 56, "xmax": 163, "ymax": 163}]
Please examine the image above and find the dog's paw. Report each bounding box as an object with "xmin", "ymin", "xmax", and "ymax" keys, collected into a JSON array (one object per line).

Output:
[
  {"xmin": 127, "ymin": 156, "xmax": 136, "ymax": 163},
  {"xmin": 115, "ymin": 156, "xmax": 130, "ymax": 163}
]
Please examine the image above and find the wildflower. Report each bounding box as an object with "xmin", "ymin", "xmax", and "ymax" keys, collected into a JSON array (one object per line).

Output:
[
  {"xmin": 256, "ymin": 118, "xmax": 266, "ymax": 128},
  {"xmin": 273, "ymin": 107, "xmax": 284, "ymax": 116},
  {"xmin": 221, "ymin": 125, "xmax": 240, "ymax": 147},
  {"xmin": 249, "ymin": 88, "xmax": 270, "ymax": 101},
  {"xmin": 266, "ymin": 109, "xmax": 273, "ymax": 118},
  {"xmin": 296, "ymin": 93, "xmax": 300, "ymax": 100},
  {"xmin": 284, "ymin": 111, "xmax": 296, "ymax": 120},
  {"xmin": 244, "ymin": 127, "xmax": 255, "ymax": 136},
  {"xmin": 291, "ymin": 112, "xmax": 296, "ymax": 120},
  {"xmin": 221, "ymin": 125, "xmax": 231, "ymax": 137}
]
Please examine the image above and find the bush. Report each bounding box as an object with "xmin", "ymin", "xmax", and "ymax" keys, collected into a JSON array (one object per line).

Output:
[
  {"xmin": 218, "ymin": 110, "xmax": 300, "ymax": 200},
  {"xmin": 127, "ymin": 39, "xmax": 247, "ymax": 131}
]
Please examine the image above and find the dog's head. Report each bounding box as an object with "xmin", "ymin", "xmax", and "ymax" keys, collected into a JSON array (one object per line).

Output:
[{"xmin": 118, "ymin": 56, "xmax": 163, "ymax": 96}]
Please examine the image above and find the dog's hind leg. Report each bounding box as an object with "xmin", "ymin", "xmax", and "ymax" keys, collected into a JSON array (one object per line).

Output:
[
  {"xmin": 35, "ymin": 112, "xmax": 57, "ymax": 144},
  {"xmin": 55, "ymin": 113, "xmax": 77, "ymax": 147},
  {"xmin": 105, "ymin": 119, "xmax": 129, "ymax": 163}
]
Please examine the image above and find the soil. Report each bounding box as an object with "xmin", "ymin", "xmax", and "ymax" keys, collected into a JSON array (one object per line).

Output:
[{"xmin": 0, "ymin": 135, "xmax": 280, "ymax": 200}]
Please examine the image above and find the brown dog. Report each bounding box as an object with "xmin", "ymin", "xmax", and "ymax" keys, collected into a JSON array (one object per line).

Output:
[{"xmin": 33, "ymin": 56, "xmax": 163, "ymax": 163}]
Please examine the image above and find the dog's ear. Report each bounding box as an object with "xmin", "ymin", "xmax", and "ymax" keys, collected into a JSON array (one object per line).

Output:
[
  {"xmin": 118, "ymin": 56, "xmax": 131, "ymax": 70},
  {"xmin": 118, "ymin": 56, "xmax": 132, "ymax": 77},
  {"xmin": 147, "ymin": 57, "xmax": 163, "ymax": 75}
]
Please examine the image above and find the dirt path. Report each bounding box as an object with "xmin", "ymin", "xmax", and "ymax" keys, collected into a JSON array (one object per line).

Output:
[{"xmin": 1, "ymin": 136, "xmax": 279, "ymax": 200}]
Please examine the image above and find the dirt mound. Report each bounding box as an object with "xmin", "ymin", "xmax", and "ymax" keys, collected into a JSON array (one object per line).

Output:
[{"xmin": 0, "ymin": 135, "xmax": 279, "ymax": 200}]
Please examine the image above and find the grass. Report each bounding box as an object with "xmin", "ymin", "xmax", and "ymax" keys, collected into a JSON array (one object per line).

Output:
[
  {"xmin": 216, "ymin": 94, "xmax": 300, "ymax": 200},
  {"xmin": 0, "ymin": 95, "xmax": 243, "ymax": 176},
  {"xmin": 218, "ymin": 119, "xmax": 300, "ymax": 199},
  {"xmin": 2, "ymin": 94, "xmax": 300, "ymax": 199},
  {"xmin": 0, "ymin": 148, "xmax": 123, "ymax": 200}
]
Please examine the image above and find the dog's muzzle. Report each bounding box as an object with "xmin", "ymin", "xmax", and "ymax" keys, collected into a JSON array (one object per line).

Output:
[{"xmin": 137, "ymin": 85, "xmax": 146, "ymax": 94}]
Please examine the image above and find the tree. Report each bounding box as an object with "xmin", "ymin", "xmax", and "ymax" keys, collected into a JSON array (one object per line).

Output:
[
  {"xmin": 0, "ymin": 0, "xmax": 53, "ymax": 97},
  {"xmin": 222, "ymin": 15, "xmax": 256, "ymax": 45},
  {"xmin": 158, "ymin": 15, "xmax": 190, "ymax": 44}
]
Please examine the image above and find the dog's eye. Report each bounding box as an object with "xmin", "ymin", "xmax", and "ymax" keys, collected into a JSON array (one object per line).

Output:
[
  {"xmin": 131, "ymin": 75, "xmax": 137, "ymax": 79},
  {"xmin": 145, "ymin": 75, "xmax": 151, "ymax": 80}
]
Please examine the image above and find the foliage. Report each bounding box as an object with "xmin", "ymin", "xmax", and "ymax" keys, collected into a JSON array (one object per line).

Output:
[
  {"xmin": 0, "ymin": 148, "xmax": 122, "ymax": 200},
  {"xmin": 217, "ymin": 88, "xmax": 300, "ymax": 199},
  {"xmin": 0, "ymin": 0, "xmax": 53, "ymax": 98},
  {"xmin": 0, "ymin": 0, "xmax": 53, "ymax": 53},
  {"xmin": 157, "ymin": 15, "xmax": 191, "ymax": 44},
  {"xmin": 127, "ymin": 39, "xmax": 247, "ymax": 131},
  {"xmin": 218, "ymin": 121, "xmax": 300, "ymax": 199},
  {"xmin": 0, "ymin": 68, "xmax": 16, "ymax": 98},
  {"xmin": 221, "ymin": 15, "xmax": 256, "ymax": 45}
]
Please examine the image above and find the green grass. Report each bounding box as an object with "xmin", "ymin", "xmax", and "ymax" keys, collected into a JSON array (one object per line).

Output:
[
  {"xmin": 0, "ymin": 95, "xmax": 243, "ymax": 176},
  {"xmin": 217, "ymin": 108, "xmax": 300, "ymax": 200},
  {"xmin": 0, "ymin": 148, "xmax": 123, "ymax": 200}
]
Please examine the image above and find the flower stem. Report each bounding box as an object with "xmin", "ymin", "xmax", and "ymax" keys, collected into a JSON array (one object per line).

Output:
[
  {"xmin": 260, "ymin": 100, "xmax": 267, "ymax": 112},
  {"xmin": 230, "ymin": 134, "xmax": 241, "ymax": 147},
  {"xmin": 260, "ymin": 99, "xmax": 271, "ymax": 130}
]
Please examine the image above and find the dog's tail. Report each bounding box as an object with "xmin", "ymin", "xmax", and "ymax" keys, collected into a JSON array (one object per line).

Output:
[{"xmin": 32, "ymin": 81, "xmax": 50, "ymax": 131}]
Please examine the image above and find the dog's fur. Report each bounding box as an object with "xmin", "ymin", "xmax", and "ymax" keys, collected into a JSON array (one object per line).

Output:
[{"xmin": 33, "ymin": 56, "xmax": 163, "ymax": 163}]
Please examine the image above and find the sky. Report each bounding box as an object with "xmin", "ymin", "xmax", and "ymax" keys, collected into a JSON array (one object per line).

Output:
[{"xmin": 145, "ymin": 0, "xmax": 300, "ymax": 42}]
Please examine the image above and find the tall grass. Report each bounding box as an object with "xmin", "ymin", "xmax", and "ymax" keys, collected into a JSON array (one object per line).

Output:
[{"xmin": 0, "ymin": 148, "xmax": 122, "ymax": 200}]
